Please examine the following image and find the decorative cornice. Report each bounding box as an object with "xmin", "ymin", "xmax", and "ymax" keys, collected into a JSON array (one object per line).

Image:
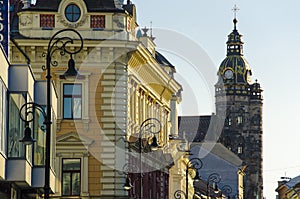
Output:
[{"xmin": 57, "ymin": 14, "xmax": 87, "ymax": 28}]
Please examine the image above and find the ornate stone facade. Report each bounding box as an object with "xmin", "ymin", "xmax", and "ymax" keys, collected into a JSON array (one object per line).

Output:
[{"xmin": 215, "ymin": 18, "xmax": 263, "ymax": 198}]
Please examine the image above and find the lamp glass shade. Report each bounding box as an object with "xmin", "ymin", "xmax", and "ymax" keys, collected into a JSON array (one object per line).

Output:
[
  {"xmin": 150, "ymin": 135, "xmax": 158, "ymax": 151},
  {"xmin": 19, "ymin": 126, "xmax": 36, "ymax": 145},
  {"xmin": 59, "ymin": 58, "xmax": 84, "ymax": 80},
  {"xmin": 213, "ymin": 183, "xmax": 219, "ymax": 194},
  {"xmin": 193, "ymin": 170, "xmax": 201, "ymax": 182},
  {"xmin": 123, "ymin": 177, "xmax": 133, "ymax": 190}
]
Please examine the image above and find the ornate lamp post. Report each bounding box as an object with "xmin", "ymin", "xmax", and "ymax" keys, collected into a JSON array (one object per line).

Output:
[
  {"xmin": 124, "ymin": 118, "xmax": 161, "ymax": 198},
  {"xmin": 19, "ymin": 29, "xmax": 83, "ymax": 199},
  {"xmin": 174, "ymin": 157, "xmax": 203, "ymax": 199},
  {"xmin": 221, "ymin": 185, "xmax": 232, "ymax": 199},
  {"xmin": 206, "ymin": 173, "xmax": 221, "ymax": 198}
]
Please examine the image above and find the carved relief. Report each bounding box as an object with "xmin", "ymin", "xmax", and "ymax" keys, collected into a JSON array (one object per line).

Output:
[
  {"xmin": 57, "ymin": 14, "xmax": 87, "ymax": 28},
  {"xmin": 19, "ymin": 15, "xmax": 32, "ymax": 26},
  {"xmin": 113, "ymin": 16, "xmax": 125, "ymax": 29}
]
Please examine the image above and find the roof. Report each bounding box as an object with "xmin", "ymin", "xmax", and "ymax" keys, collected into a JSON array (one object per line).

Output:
[
  {"xmin": 178, "ymin": 115, "xmax": 211, "ymax": 142},
  {"xmin": 284, "ymin": 175, "xmax": 300, "ymax": 189},
  {"xmin": 216, "ymin": 18, "xmax": 252, "ymax": 87},
  {"xmin": 155, "ymin": 51, "xmax": 175, "ymax": 68},
  {"xmin": 192, "ymin": 142, "xmax": 243, "ymax": 167},
  {"xmin": 28, "ymin": 0, "xmax": 122, "ymax": 12},
  {"xmin": 217, "ymin": 55, "xmax": 251, "ymax": 85}
]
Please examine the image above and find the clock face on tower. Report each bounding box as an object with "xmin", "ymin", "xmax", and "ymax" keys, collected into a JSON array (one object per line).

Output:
[{"xmin": 224, "ymin": 69, "xmax": 234, "ymax": 79}]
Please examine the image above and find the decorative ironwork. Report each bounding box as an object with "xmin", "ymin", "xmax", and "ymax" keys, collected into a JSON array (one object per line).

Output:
[
  {"xmin": 174, "ymin": 157, "xmax": 203, "ymax": 199},
  {"xmin": 126, "ymin": 118, "xmax": 162, "ymax": 198},
  {"xmin": 207, "ymin": 173, "xmax": 222, "ymax": 198},
  {"xmin": 174, "ymin": 190, "xmax": 186, "ymax": 199},
  {"xmin": 121, "ymin": 163, "xmax": 140, "ymax": 175},
  {"xmin": 19, "ymin": 29, "xmax": 83, "ymax": 199},
  {"xmin": 42, "ymin": 28, "xmax": 83, "ymax": 69},
  {"xmin": 19, "ymin": 102, "xmax": 47, "ymax": 124},
  {"xmin": 188, "ymin": 158, "xmax": 203, "ymax": 170},
  {"xmin": 207, "ymin": 172, "xmax": 221, "ymax": 185},
  {"xmin": 139, "ymin": 117, "xmax": 161, "ymax": 137},
  {"xmin": 221, "ymin": 185, "xmax": 232, "ymax": 198}
]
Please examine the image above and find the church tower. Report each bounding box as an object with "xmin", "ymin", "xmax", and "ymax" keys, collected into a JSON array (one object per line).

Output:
[{"xmin": 215, "ymin": 15, "xmax": 263, "ymax": 198}]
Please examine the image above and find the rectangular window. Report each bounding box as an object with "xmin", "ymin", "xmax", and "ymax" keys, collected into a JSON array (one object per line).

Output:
[
  {"xmin": 237, "ymin": 116, "xmax": 243, "ymax": 124},
  {"xmin": 40, "ymin": 14, "xmax": 55, "ymax": 28},
  {"xmin": 8, "ymin": 93, "xmax": 26, "ymax": 158},
  {"xmin": 62, "ymin": 159, "xmax": 81, "ymax": 196},
  {"xmin": 34, "ymin": 106, "xmax": 46, "ymax": 165},
  {"xmin": 63, "ymin": 84, "xmax": 82, "ymax": 119},
  {"xmin": 90, "ymin": 15, "xmax": 105, "ymax": 29},
  {"xmin": 0, "ymin": 81, "xmax": 6, "ymax": 154}
]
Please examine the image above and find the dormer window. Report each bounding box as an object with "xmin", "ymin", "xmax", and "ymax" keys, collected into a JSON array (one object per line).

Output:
[{"xmin": 65, "ymin": 4, "xmax": 81, "ymax": 22}]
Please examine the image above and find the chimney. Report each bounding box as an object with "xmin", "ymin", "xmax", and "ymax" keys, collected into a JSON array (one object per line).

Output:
[
  {"xmin": 22, "ymin": 0, "xmax": 31, "ymax": 9},
  {"xmin": 114, "ymin": 0, "xmax": 123, "ymax": 9}
]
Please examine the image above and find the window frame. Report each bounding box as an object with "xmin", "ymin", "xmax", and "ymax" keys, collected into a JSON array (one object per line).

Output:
[
  {"xmin": 62, "ymin": 158, "xmax": 81, "ymax": 196},
  {"xmin": 0, "ymin": 80, "xmax": 6, "ymax": 154},
  {"xmin": 63, "ymin": 83, "xmax": 82, "ymax": 120},
  {"xmin": 65, "ymin": 3, "xmax": 81, "ymax": 22}
]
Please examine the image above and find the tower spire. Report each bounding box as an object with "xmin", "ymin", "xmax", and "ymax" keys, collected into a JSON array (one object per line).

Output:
[{"xmin": 232, "ymin": 4, "xmax": 239, "ymax": 30}]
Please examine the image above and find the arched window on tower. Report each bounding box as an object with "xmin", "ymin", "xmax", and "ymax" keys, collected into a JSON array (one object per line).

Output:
[
  {"xmin": 237, "ymin": 116, "xmax": 243, "ymax": 125},
  {"xmin": 225, "ymin": 117, "xmax": 232, "ymax": 127},
  {"xmin": 237, "ymin": 136, "xmax": 245, "ymax": 155}
]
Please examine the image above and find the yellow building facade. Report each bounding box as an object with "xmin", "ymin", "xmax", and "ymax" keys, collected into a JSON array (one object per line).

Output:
[{"xmin": 9, "ymin": 0, "xmax": 189, "ymax": 198}]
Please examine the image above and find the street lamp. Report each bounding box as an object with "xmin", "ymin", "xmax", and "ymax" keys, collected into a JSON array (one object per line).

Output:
[
  {"xmin": 174, "ymin": 157, "xmax": 203, "ymax": 199},
  {"xmin": 19, "ymin": 29, "xmax": 83, "ymax": 199},
  {"xmin": 221, "ymin": 185, "xmax": 232, "ymax": 199},
  {"xmin": 206, "ymin": 173, "xmax": 221, "ymax": 198},
  {"xmin": 125, "ymin": 118, "xmax": 161, "ymax": 198}
]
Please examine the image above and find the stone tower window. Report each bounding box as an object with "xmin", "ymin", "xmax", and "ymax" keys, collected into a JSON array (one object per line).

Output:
[
  {"xmin": 225, "ymin": 117, "xmax": 232, "ymax": 126},
  {"xmin": 237, "ymin": 146, "xmax": 243, "ymax": 154},
  {"xmin": 237, "ymin": 116, "xmax": 243, "ymax": 124}
]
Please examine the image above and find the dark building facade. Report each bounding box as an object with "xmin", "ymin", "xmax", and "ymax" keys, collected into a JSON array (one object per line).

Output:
[
  {"xmin": 179, "ymin": 17, "xmax": 263, "ymax": 198},
  {"xmin": 215, "ymin": 18, "xmax": 263, "ymax": 198}
]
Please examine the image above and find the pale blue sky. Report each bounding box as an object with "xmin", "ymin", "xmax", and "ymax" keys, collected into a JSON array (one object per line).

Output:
[{"xmin": 134, "ymin": 0, "xmax": 300, "ymax": 198}]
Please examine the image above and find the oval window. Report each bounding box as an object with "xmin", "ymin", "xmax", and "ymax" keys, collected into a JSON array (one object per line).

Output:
[{"xmin": 65, "ymin": 4, "xmax": 81, "ymax": 22}]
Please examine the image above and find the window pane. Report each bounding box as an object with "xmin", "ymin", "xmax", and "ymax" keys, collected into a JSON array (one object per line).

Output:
[
  {"xmin": 62, "ymin": 159, "xmax": 80, "ymax": 196},
  {"xmin": 63, "ymin": 84, "xmax": 82, "ymax": 119},
  {"xmin": 8, "ymin": 94, "xmax": 25, "ymax": 158},
  {"xmin": 73, "ymin": 98, "xmax": 81, "ymax": 119},
  {"xmin": 65, "ymin": 5, "xmax": 72, "ymax": 13},
  {"xmin": 72, "ymin": 173, "xmax": 80, "ymax": 195},
  {"xmin": 72, "ymin": 84, "xmax": 82, "ymax": 95},
  {"xmin": 64, "ymin": 84, "xmax": 74, "ymax": 95},
  {"xmin": 64, "ymin": 84, "xmax": 81, "ymax": 95},
  {"xmin": 62, "ymin": 173, "xmax": 71, "ymax": 196},
  {"xmin": 63, "ymin": 98, "xmax": 72, "ymax": 119},
  {"xmin": 63, "ymin": 159, "xmax": 80, "ymax": 170},
  {"xmin": 34, "ymin": 106, "xmax": 46, "ymax": 165},
  {"xmin": 73, "ymin": 6, "xmax": 80, "ymax": 14}
]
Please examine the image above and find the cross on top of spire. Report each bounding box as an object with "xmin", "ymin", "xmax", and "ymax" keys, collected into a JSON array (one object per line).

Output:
[
  {"xmin": 232, "ymin": 4, "xmax": 239, "ymax": 30},
  {"xmin": 232, "ymin": 4, "xmax": 240, "ymax": 19}
]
